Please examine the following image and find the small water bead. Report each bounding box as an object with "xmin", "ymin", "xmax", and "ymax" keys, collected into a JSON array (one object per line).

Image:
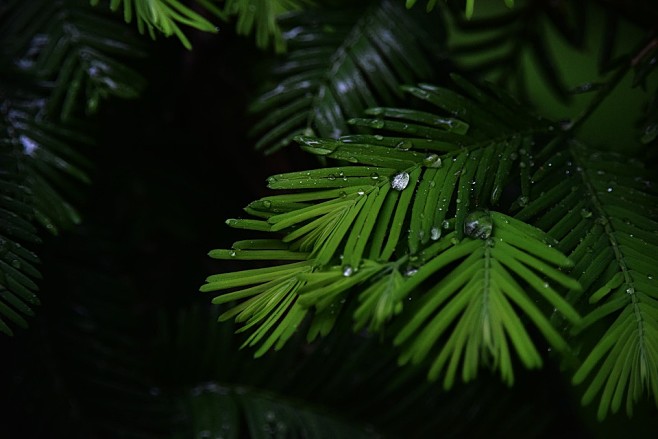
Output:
[
  {"xmin": 370, "ymin": 172, "xmax": 379, "ymax": 180},
  {"xmin": 404, "ymin": 267, "xmax": 418, "ymax": 277},
  {"xmin": 371, "ymin": 119, "xmax": 385, "ymax": 129},
  {"xmin": 328, "ymin": 174, "xmax": 336, "ymax": 181},
  {"xmin": 396, "ymin": 140, "xmax": 413, "ymax": 150},
  {"xmin": 357, "ymin": 190, "xmax": 365, "ymax": 196},
  {"xmin": 391, "ymin": 172, "xmax": 410, "ymax": 191},
  {"xmin": 262, "ymin": 200, "xmax": 272, "ymax": 209},
  {"xmin": 517, "ymin": 196, "xmax": 529, "ymax": 207},
  {"xmin": 374, "ymin": 134, "xmax": 384, "ymax": 141},
  {"xmin": 342, "ymin": 265, "xmax": 354, "ymax": 277},
  {"xmin": 423, "ymin": 153, "xmax": 441, "ymax": 167},
  {"xmin": 430, "ymin": 227, "xmax": 441, "ymax": 240},
  {"xmin": 580, "ymin": 208, "xmax": 592, "ymax": 218},
  {"xmin": 464, "ymin": 210, "xmax": 493, "ymax": 240},
  {"xmin": 442, "ymin": 220, "xmax": 450, "ymax": 229}
]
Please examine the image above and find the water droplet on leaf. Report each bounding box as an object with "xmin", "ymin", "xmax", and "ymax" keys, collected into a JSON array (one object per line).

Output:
[
  {"xmin": 396, "ymin": 140, "xmax": 412, "ymax": 150},
  {"xmin": 391, "ymin": 172, "xmax": 410, "ymax": 191},
  {"xmin": 342, "ymin": 265, "xmax": 353, "ymax": 277},
  {"xmin": 464, "ymin": 210, "xmax": 493, "ymax": 240},
  {"xmin": 423, "ymin": 153, "xmax": 442, "ymax": 168}
]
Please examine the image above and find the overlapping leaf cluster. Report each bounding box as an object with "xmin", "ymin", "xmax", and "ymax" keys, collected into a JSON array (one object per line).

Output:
[
  {"xmin": 518, "ymin": 142, "xmax": 658, "ymax": 419},
  {"xmin": 250, "ymin": 0, "xmax": 445, "ymax": 153},
  {"xmin": 202, "ymin": 78, "xmax": 586, "ymax": 389},
  {"xmin": 0, "ymin": 0, "xmax": 147, "ymax": 334}
]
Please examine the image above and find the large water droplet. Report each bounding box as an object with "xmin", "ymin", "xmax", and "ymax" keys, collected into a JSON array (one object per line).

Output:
[
  {"xmin": 342, "ymin": 265, "xmax": 353, "ymax": 277},
  {"xmin": 430, "ymin": 227, "xmax": 441, "ymax": 240},
  {"xmin": 464, "ymin": 210, "xmax": 493, "ymax": 240},
  {"xmin": 391, "ymin": 172, "xmax": 410, "ymax": 191}
]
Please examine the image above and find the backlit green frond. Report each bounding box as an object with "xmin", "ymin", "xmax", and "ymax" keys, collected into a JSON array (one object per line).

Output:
[
  {"xmin": 518, "ymin": 141, "xmax": 658, "ymax": 419},
  {"xmin": 250, "ymin": 0, "xmax": 444, "ymax": 153},
  {"xmin": 202, "ymin": 79, "xmax": 579, "ymax": 387},
  {"xmin": 441, "ymin": 0, "xmax": 585, "ymax": 100},
  {"xmin": 90, "ymin": 0, "xmax": 218, "ymax": 49},
  {"xmin": 393, "ymin": 211, "xmax": 580, "ymax": 388},
  {"xmin": 221, "ymin": 0, "xmax": 313, "ymax": 53},
  {"xmin": 406, "ymin": 0, "xmax": 515, "ymax": 19}
]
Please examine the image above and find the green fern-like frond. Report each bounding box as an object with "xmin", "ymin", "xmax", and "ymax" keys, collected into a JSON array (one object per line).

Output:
[
  {"xmin": 220, "ymin": 0, "xmax": 313, "ymax": 53},
  {"xmin": 0, "ymin": 0, "xmax": 149, "ymax": 335},
  {"xmin": 90, "ymin": 0, "xmax": 218, "ymax": 49},
  {"xmin": 0, "ymin": 94, "xmax": 90, "ymax": 335},
  {"xmin": 181, "ymin": 382, "xmax": 377, "ymax": 438},
  {"xmin": 202, "ymin": 79, "xmax": 582, "ymax": 386},
  {"xmin": 393, "ymin": 211, "xmax": 579, "ymax": 387},
  {"xmin": 442, "ymin": 0, "xmax": 585, "ymax": 100},
  {"xmin": 518, "ymin": 141, "xmax": 658, "ymax": 419},
  {"xmin": 0, "ymin": 158, "xmax": 41, "ymax": 336},
  {"xmin": 250, "ymin": 0, "xmax": 444, "ymax": 153},
  {"xmin": 406, "ymin": 0, "xmax": 515, "ymax": 19},
  {"xmin": 3, "ymin": 0, "xmax": 147, "ymax": 122}
]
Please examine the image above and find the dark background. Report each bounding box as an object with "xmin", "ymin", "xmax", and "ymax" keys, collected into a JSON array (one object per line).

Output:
[{"xmin": 1, "ymin": 14, "xmax": 656, "ymax": 439}]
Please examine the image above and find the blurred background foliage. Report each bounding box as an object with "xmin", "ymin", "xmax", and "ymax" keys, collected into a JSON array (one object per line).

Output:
[{"xmin": 0, "ymin": 0, "xmax": 657, "ymax": 437}]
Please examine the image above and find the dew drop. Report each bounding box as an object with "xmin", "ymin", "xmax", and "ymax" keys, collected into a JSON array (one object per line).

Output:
[
  {"xmin": 371, "ymin": 119, "xmax": 385, "ymax": 129},
  {"xmin": 328, "ymin": 174, "xmax": 336, "ymax": 181},
  {"xmin": 580, "ymin": 208, "xmax": 592, "ymax": 218},
  {"xmin": 391, "ymin": 172, "xmax": 410, "ymax": 191},
  {"xmin": 464, "ymin": 210, "xmax": 493, "ymax": 240},
  {"xmin": 262, "ymin": 200, "xmax": 272, "ymax": 209},
  {"xmin": 396, "ymin": 140, "xmax": 412, "ymax": 150},
  {"xmin": 342, "ymin": 265, "xmax": 353, "ymax": 277},
  {"xmin": 442, "ymin": 220, "xmax": 450, "ymax": 229},
  {"xmin": 423, "ymin": 153, "xmax": 442, "ymax": 168},
  {"xmin": 606, "ymin": 187, "xmax": 613, "ymax": 192},
  {"xmin": 626, "ymin": 287, "xmax": 635, "ymax": 295},
  {"xmin": 430, "ymin": 227, "xmax": 441, "ymax": 240},
  {"xmin": 404, "ymin": 267, "xmax": 418, "ymax": 277},
  {"xmin": 374, "ymin": 134, "xmax": 384, "ymax": 141},
  {"xmin": 370, "ymin": 172, "xmax": 379, "ymax": 180}
]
